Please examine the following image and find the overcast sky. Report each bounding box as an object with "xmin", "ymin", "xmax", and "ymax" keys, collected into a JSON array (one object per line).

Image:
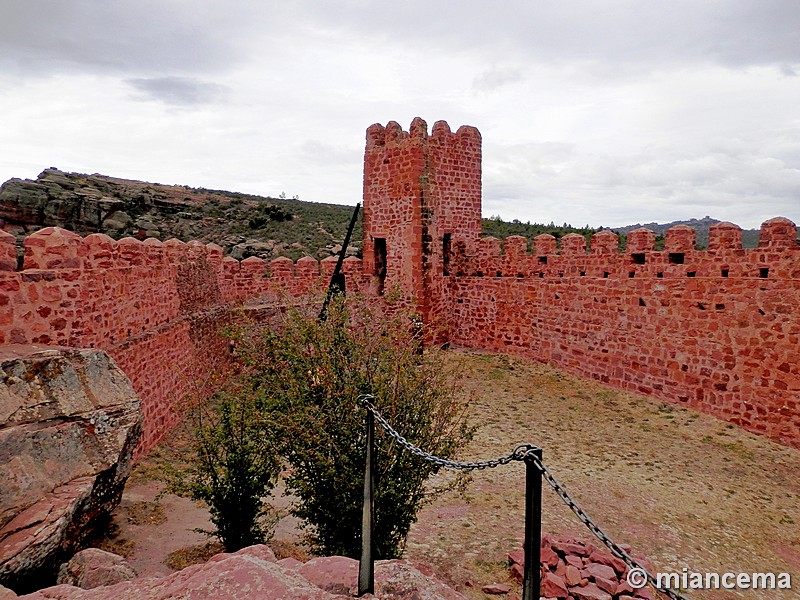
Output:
[{"xmin": 1, "ymin": 1, "xmax": 799, "ymax": 229}]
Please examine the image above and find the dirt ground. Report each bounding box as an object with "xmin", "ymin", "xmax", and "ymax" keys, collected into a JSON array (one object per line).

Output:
[{"xmin": 105, "ymin": 349, "xmax": 800, "ymax": 600}]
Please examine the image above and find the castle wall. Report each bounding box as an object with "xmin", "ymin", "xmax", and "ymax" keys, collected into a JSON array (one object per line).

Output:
[
  {"xmin": 444, "ymin": 219, "xmax": 800, "ymax": 447},
  {"xmin": 0, "ymin": 227, "xmax": 367, "ymax": 454}
]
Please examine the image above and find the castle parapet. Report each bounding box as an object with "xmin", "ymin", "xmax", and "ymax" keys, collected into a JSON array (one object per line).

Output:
[
  {"xmin": 591, "ymin": 230, "xmax": 618, "ymax": 255},
  {"xmin": 23, "ymin": 227, "xmax": 84, "ymax": 270},
  {"xmin": 443, "ymin": 217, "xmax": 797, "ymax": 281},
  {"xmin": 759, "ymin": 217, "xmax": 799, "ymax": 250},
  {"xmin": 626, "ymin": 228, "xmax": 656, "ymax": 253},
  {"xmin": 665, "ymin": 225, "xmax": 696, "ymax": 252},
  {"xmin": 708, "ymin": 222, "xmax": 743, "ymax": 251}
]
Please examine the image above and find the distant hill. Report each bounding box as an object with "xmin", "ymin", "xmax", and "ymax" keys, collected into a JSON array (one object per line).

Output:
[{"xmin": 610, "ymin": 216, "xmax": 765, "ymax": 249}]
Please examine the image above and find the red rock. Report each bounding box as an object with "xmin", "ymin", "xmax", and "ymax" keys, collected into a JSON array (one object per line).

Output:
[
  {"xmin": 565, "ymin": 555, "xmax": 584, "ymax": 569},
  {"xmin": 541, "ymin": 544, "xmax": 560, "ymax": 567},
  {"xmin": 298, "ymin": 556, "xmax": 357, "ymax": 595},
  {"xmin": 554, "ymin": 560, "xmax": 567, "ymax": 578},
  {"xmin": 616, "ymin": 579, "xmax": 635, "ymax": 595},
  {"xmin": 553, "ymin": 540, "xmax": 587, "ymax": 556},
  {"xmin": 374, "ymin": 559, "xmax": 468, "ymax": 599},
  {"xmin": 594, "ymin": 576, "xmax": 617, "ymax": 595},
  {"xmin": 508, "ymin": 550, "xmax": 524, "ymax": 566},
  {"xmin": 584, "ymin": 562, "xmax": 616, "ymax": 581},
  {"xmin": 588, "ymin": 550, "xmax": 628, "ymax": 575},
  {"xmin": 482, "ymin": 583, "xmax": 511, "ymax": 594},
  {"xmin": 634, "ymin": 586, "xmax": 656, "ymax": 599},
  {"xmin": 570, "ymin": 582, "xmax": 613, "ymax": 600},
  {"xmin": 565, "ymin": 565, "xmax": 582, "ymax": 586},
  {"xmin": 277, "ymin": 557, "xmax": 303, "ymax": 569},
  {"xmin": 510, "ymin": 563, "xmax": 523, "ymax": 582},
  {"xmin": 0, "ymin": 348, "xmax": 142, "ymax": 587},
  {"xmin": 22, "ymin": 550, "xmax": 470, "ymax": 600},
  {"xmin": 56, "ymin": 548, "xmax": 136, "ymax": 590},
  {"xmin": 540, "ymin": 571, "xmax": 568, "ymax": 598}
]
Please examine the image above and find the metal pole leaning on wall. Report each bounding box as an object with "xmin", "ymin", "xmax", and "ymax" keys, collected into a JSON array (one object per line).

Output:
[
  {"xmin": 522, "ymin": 447, "xmax": 543, "ymax": 600},
  {"xmin": 358, "ymin": 409, "xmax": 375, "ymax": 596}
]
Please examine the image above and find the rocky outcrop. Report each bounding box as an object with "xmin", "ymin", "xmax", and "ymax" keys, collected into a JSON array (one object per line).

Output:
[
  {"xmin": 12, "ymin": 545, "xmax": 466, "ymax": 599},
  {"xmin": 0, "ymin": 346, "xmax": 142, "ymax": 593},
  {"xmin": 0, "ymin": 169, "xmax": 361, "ymax": 262},
  {"xmin": 0, "ymin": 170, "xmax": 149, "ymax": 237}
]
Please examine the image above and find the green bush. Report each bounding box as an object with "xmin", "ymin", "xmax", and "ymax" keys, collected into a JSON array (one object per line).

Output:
[
  {"xmin": 167, "ymin": 384, "xmax": 281, "ymax": 552},
  {"xmin": 230, "ymin": 296, "xmax": 475, "ymax": 559}
]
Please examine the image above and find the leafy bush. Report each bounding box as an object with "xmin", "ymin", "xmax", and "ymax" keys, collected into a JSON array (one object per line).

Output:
[
  {"xmin": 230, "ymin": 296, "xmax": 475, "ymax": 559},
  {"xmin": 167, "ymin": 384, "xmax": 281, "ymax": 552}
]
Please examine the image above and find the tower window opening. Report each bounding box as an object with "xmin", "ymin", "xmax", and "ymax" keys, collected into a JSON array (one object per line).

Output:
[
  {"xmin": 374, "ymin": 237, "xmax": 387, "ymax": 295},
  {"xmin": 442, "ymin": 233, "xmax": 452, "ymax": 276}
]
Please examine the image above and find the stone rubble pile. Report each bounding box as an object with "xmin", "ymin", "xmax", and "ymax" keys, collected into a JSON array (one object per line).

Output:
[{"xmin": 509, "ymin": 535, "xmax": 659, "ymax": 600}]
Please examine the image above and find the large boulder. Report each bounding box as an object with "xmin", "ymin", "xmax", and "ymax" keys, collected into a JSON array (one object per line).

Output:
[
  {"xmin": 15, "ymin": 545, "xmax": 467, "ymax": 599},
  {"xmin": 56, "ymin": 549, "xmax": 136, "ymax": 590},
  {"xmin": 0, "ymin": 346, "xmax": 143, "ymax": 593}
]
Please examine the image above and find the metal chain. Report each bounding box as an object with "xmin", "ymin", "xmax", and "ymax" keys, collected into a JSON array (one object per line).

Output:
[
  {"xmin": 358, "ymin": 394, "xmax": 533, "ymax": 470},
  {"xmin": 358, "ymin": 393, "xmax": 689, "ymax": 600},
  {"xmin": 523, "ymin": 452, "xmax": 688, "ymax": 600}
]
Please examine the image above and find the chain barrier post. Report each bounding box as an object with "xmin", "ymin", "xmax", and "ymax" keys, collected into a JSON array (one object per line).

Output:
[
  {"xmin": 358, "ymin": 408, "xmax": 375, "ymax": 596},
  {"xmin": 522, "ymin": 447, "xmax": 543, "ymax": 600}
]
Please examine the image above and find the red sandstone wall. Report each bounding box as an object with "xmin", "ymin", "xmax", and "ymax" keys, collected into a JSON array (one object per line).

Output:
[
  {"xmin": 445, "ymin": 219, "xmax": 800, "ymax": 447},
  {"xmin": 0, "ymin": 227, "xmax": 367, "ymax": 454},
  {"xmin": 362, "ymin": 118, "xmax": 482, "ymax": 329}
]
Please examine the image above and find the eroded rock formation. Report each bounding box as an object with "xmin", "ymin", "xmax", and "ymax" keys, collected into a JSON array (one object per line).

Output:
[{"xmin": 0, "ymin": 346, "xmax": 142, "ymax": 592}]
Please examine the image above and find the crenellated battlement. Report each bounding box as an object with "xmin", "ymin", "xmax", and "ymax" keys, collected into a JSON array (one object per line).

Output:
[
  {"xmin": 3, "ymin": 227, "xmax": 364, "ymax": 279},
  {"xmin": 365, "ymin": 117, "xmax": 481, "ymax": 149},
  {"xmin": 448, "ymin": 217, "xmax": 799, "ymax": 280},
  {"xmin": 0, "ymin": 226, "xmax": 366, "ymax": 453},
  {"xmin": 1, "ymin": 226, "xmax": 368, "ymax": 348}
]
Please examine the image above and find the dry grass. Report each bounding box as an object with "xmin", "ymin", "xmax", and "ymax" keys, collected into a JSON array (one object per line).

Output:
[
  {"xmin": 164, "ymin": 542, "xmax": 225, "ymax": 571},
  {"xmin": 403, "ymin": 350, "xmax": 800, "ymax": 600}
]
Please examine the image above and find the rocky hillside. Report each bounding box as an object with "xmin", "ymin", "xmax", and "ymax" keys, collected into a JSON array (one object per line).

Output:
[{"xmin": 0, "ymin": 169, "xmax": 362, "ymax": 263}]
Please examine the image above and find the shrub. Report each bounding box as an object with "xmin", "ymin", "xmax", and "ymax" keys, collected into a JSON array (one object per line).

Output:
[
  {"xmin": 231, "ymin": 295, "xmax": 475, "ymax": 559},
  {"xmin": 167, "ymin": 384, "xmax": 281, "ymax": 552}
]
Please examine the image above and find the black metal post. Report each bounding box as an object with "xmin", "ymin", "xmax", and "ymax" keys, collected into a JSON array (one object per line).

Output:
[
  {"xmin": 358, "ymin": 410, "xmax": 375, "ymax": 595},
  {"xmin": 522, "ymin": 447, "xmax": 543, "ymax": 600},
  {"xmin": 319, "ymin": 203, "xmax": 360, "ymax": 321}
]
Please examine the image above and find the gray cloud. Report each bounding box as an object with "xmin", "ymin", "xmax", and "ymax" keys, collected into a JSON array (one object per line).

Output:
[
  {"xmin": 0, "ymin": 1, "xmax": 245, "ymax": 76},
  {"xmin": 472, "ymin": 68, "xmax": 523, "ymax": 92},
  {"xmin": 286, "ymin": 0, "xmax": 800, "ymax": 72},
  {"xmin": 127, "ymin": 77, "xmax": 228, "ymax": 105},
  {"xmin": 4, "ymin": 1, "xmax": 799, "ymax": 84}
]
